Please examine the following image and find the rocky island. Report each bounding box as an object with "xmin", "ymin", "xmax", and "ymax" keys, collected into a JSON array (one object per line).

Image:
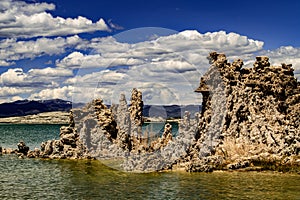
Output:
[{"xmin": 2, "ymin": 52, "xmax": 299, "ymax": 173}]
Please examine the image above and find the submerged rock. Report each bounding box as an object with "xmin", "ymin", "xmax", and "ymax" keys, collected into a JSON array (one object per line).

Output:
[
  {"xmin": 17, "ymin": 141, "xmax": 29, "ymax": 155},
  {"xmin": 27, "ymin": 148, "xmax": 41, "ymax": 158},
  {"xmin": 1, "ymin": 147, "xmax": 17, "ymax": 154}
]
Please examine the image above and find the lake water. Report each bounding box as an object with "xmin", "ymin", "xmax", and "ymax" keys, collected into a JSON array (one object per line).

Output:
[
  {"xmin": 0, "ymin": 124, "xmax": 299, "ymax": 199},
  {"xmin": 0, "ymin": 124, "xmax": 61, "ymax": 149}
]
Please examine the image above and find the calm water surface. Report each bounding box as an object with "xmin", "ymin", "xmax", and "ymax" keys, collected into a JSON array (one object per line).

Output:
[
  {"xmin": 0, "ymin": 124, "xmax": 299, "ymax": 200},
  {"xmin": 0, "ymin": 124, "xmax": 62, "ymax": 149}
]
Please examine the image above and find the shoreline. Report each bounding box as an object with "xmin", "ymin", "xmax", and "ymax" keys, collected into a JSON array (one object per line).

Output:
[
  {"xmin": 0, "ymin": 111, "xmax": 69, "ymax": 124},
  {"xmin": 0, "ymin": 112, "xmax": 181, "ymax": 124},
  {"xmin": 1, "ymin": 140, "xmax": 299, "ymax": 174},
  {"xmin": 0, "ymin": 152, "xmax": 299, "ymax": 174}
]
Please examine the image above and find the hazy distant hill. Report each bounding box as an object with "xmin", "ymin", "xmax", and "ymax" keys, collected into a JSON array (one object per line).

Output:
[
  {"xmin": 0, "ymin": 99, "xmax": 201, "ymax": 119},
  {"xmin": 143, "ymin": 105, "xmax": 201, "ymax": 119},
  {"xmin": 0, "ymin": 99, "xmax": 83, "ymax": 118}
]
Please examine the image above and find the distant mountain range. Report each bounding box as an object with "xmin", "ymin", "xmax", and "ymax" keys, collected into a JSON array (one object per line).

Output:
[
  {"xmin": 0, "ymin": 99, "xmax": 201, "ymax": 119},
  {"xmin": 143, "ymin": 105, "xmax": 201, "ymax": 119},
  {"xmin": 0, "ymin": 99, "xmax": 83, "ymax": 118}
]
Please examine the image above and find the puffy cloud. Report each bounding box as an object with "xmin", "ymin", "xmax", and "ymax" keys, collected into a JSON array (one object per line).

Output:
[
  {"xmin": 1, "ymin": 28, "xmax": 299, "ymax": 104},
  {"xmin": 143, "ymin": 60, "xmax": 196, "ymax": 73},
  {"xmin": 28, "ymin": 67, "xmax": 73, "ymax": 77},
  {"xmin": 0, "ymin": 0, "xmax": 55, "ymax": 15},
  {"xmin": 78, "ymin": 36, "xmax": 131, "ymax": 53},
  {"xmin": 0, "ymin": 60, "xmax": 14, "ymax": 66},
  {"xmin": 10, "ymin": 95, "xmax": 22, "ymax": 102},
  {"xmin": 120, "ymin": 68, "xmax": 201, "ymax": 105},
  {"xmin": 0, "ymin": 67, "xmax": 73, "ymax": 102},
  {"xmin": 0, "ymin": 35, "xmax": 83, "ymax": 66},
  {"xmin": 154, "ymin": 30, "xmax": 264, "ymax": 54},
  {"xmin": 29, "ymin": 86, "xmax": 73, "ymax": 100},
  {"xmin": 0, "ymin": 0, "xmax": 109, "ymax": 38},
  {"xmin": 260, "ymin": 46, "xmax": 300, "ymax": 80},
  {"xmin": 69, "ymin": 30, "xmax": 300, "ymax": 104},
  {"xmin": 68, "ymin": 69, "xmax": 127, "ymax": 85},
  {"xmin": 55, "ymin": 30, "xmax": 265, "ymax": 104},
  {"xmin": 64, "ymin": 70, "xmax": 128, "ymax": 92},
  {"xmin": 0, "ymin": 67, "xmax": 71, "ymax": 88},
  {"xmin": 56, "ymin": 51, "xmax": 144, "ymax": 69},
  {"xmin": 66, "ymin": 60, "xmax": 202, "ymax": 104},
  {"xmin": 65, "ymin": 70, "xmax": 128, "ymax": 103},
  {"xmin": 0, "ymin": 68, "xmax": 27, "ymax": 86},
  {"xmin": 0, "ymin": 86, "xmax": 32, "ymax": 97},
  {"xmin": 0, "ymin": 86, "xmax": 33, "ymax": 103},
  {"xmin": 57, "ymin": 30, "xmax": 264, "ymax": 70}
]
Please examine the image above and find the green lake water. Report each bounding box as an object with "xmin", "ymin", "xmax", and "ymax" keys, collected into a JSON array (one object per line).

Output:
[{"xmin": 0, "ymin": 124, "xmax": 299, "ymax": 199}]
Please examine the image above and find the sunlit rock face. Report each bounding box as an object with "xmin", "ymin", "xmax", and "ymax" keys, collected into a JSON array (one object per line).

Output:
[
  {"xmin": 71, "ymin": 88, "xmax": 199, "ymax": 172},
  {"xmin": 188, "ymin": 52, "xmax": 300, "ymax": 171},
  {"xmin": 129, "ymin": 88, "xmax": 144, "ymax": 127}
]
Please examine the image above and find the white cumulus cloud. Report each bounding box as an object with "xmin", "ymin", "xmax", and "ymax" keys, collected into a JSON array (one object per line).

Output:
[
  {"xmin": 260, "ymin": 46, "xmax": 300, "ymax": 80},
  {"xmin": 0, "ymin": 0, "xmax": 109, "ymax": 38},
  {"xmin": 53, "ymin": 30, "xmax": 266, "ymax": 104},
  {"xmin": 0, "ymin": 86, "xmax": 32, "ymax": 97},
  {"xmin": 56, "ymin": 30, "xmax": 264, "ymax": 73},
  {"xmin": 29, "ymin": 86, "xmax": 74, "ymax": 100},
  {"xmin": 0, "ymin": 28, "xmax": 299, "ymax": 104},
  {"xmin": 0, "ymin": 67, "xmax": 71, "ymax": 88},
  {"xmin": 0, "ymin": 35, "xmax": 84, "ymax": 66},
  {"xmin": 0, "ymin": 86, "xmax": 33, "ymax": 103},
  {"xmin": 28, "ymin": 67, "xmax": 73, "ymax": 77},
  {"xmin": 56, "ymin": 51, "xmax": 144, "ymax": 69}
]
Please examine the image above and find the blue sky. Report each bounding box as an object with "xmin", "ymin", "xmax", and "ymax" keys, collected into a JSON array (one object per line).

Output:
[
  {"xmin": 0, "ymin": 0, "xmax": 299, "ymax": 104},
  {"xmin": 43, "ymin": 0, "xmax": 300, "ymax": 49}
]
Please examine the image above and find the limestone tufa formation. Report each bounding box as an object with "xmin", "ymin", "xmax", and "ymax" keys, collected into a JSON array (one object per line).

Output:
[
  {"xmin": 187, "ymin": 52, "xmax": 300, "ymax": 171},
  {"xmin": 129, "ymin": 88, "xmax": 144, "ymax": 127},
  {"xmin": 30, "ymin": 109, "xmax": 91, "ymax": 159},
  {"xmin": 6, "ymin": 52, "xmax": 299, "ymax": 173}
]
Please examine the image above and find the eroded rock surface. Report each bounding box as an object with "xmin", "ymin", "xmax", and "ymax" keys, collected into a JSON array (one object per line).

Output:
[
  {"xmin": 33, "ymin": 109, "xmax": 90, "ymax": 159},
  {"xmin": 17, "ymin": 141, "xmax": 29, "ymax": 155},
  {"xmin": 129, "ymin": 88, "xmax": 144, "ymax": 127},
  {"xmin": 187, "ymin": 52, "xmax": 300, "ymax": 171}
]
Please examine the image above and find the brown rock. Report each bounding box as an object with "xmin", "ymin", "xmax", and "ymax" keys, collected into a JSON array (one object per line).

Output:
[
  {"xmin": 190, "ymin": 52, "xmax": 300, "ymax": 171},
  {"xmin": 17, "ymin": 141, "xmax": 29, "ymax": 155}
]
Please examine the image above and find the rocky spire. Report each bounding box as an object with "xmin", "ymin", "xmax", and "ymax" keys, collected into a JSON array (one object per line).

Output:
[
  {"xmin": 115, "ymin": 93, "xmax": 131, "ymax": 150},
  {"xmin": 129, "ymin": 88, "xmax": 144, "ymax": 127}
]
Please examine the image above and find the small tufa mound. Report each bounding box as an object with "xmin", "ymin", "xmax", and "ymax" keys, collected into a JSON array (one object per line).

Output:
[
  {"xmin": 35, "ymin": 109, "xmax": 91, "ymax": 159},
  {"xmin": 17, "ymin": 141, "xmax": 29, "ymax": 155}
]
